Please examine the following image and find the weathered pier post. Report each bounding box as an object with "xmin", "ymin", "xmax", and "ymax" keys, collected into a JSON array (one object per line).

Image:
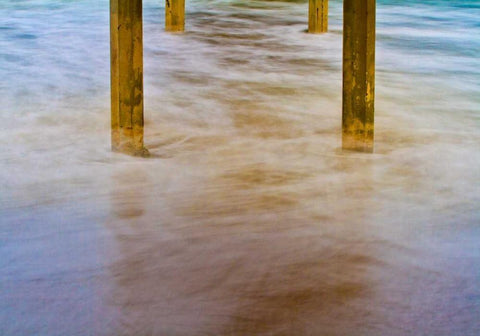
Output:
[
  {"xmin": 110, "ymin": 0, "xmax": 148, "ymax": 156},
  {"xmin": 342, "ymin": 0, "xmax": 376, "ymax": 152},
  {"xmin": 165, "ymin": 0, "xmax": 185, "ymax": 32},
  {"xmin": 308, "ymin": 0, "xmax": 328, "ymax": 33}
]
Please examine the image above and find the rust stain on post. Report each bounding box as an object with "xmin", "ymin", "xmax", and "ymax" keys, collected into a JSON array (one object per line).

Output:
[
  {"xmin": 165, "ymin": 0, "xmax": 185, "ymax": 32},
  {"xmin": 342, "ymin": 0, "xmax": 376, "ymax": 152},
  {"xmin": 308, "ymin": 0, "xmax": 328, "ymax": 33},
  {"xmin": 110, "ymin": 0, "xmax": 148, "ymax": 157}
]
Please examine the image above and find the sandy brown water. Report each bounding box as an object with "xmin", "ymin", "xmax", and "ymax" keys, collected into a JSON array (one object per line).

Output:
[{"xmin": 1, "ymin": 0, "xmax": 479, "ymax": 335}]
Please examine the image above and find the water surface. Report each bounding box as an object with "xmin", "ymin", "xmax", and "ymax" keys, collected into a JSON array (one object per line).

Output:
[{"xmin": 1, "ymin": 0, "xmax": 479, "ymax": 335}]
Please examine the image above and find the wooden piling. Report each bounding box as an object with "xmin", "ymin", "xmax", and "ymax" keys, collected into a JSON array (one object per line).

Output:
[
  {"xmin": 110, "ymin": 0, "xmax": 148, "ymax": 157},
  {"xmin": 165, "ymin": 0, "xmax": 185, "ymax": 32},
  {"xmin": 308, "ymin": 0, "xmax": 328, "ymax": 33},
  {"xmin": 342, "ymin": 0, "xmax": 376, "ymax": 152}
]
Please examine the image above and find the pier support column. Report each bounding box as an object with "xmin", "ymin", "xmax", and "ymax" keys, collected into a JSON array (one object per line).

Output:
[
  {"xmin": 110, "ymin": 0, "xmax": 148, "ymax": 156},
  {"xmin": 165, "ymin": 0, "xmax": 185, "ymax": 32},
  {"xmin": 342, "ymin": 0, "xmax": 376, "ymax": 152},
  {"xmin": 308, "ymin": 0, "xmax": 328, "ymax": 33}
]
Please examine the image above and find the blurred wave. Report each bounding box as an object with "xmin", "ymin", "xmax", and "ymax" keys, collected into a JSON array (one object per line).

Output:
[{"xmin": 1, "ymin": 0, "xmax": 479, "ymax": 335}]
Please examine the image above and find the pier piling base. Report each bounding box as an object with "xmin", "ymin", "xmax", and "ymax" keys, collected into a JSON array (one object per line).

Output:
[
  {"xmin": 308, "ymin": 0, "xmax": 328, "ymax": 33},
  {"xmin": 110, "ymin": 0, "xmax": 148, "ymax": 157},
  {"xmin": 342, "ymin": 0, "xmax": 376, "ymax": 153},
  {"xmin": 166, "ymin": 0, "xmax": 185, "ymax": 32}
]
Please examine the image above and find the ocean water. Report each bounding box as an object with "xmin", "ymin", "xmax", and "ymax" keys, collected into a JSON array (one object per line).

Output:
[{"xmin": 1, "ymin": 0, "xmax": 479, "ymax": 335}]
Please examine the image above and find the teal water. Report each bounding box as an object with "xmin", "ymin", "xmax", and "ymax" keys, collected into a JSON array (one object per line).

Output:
[{"xmin": 1, "ymin": 1, "xmax": 479, "ymax": 335}]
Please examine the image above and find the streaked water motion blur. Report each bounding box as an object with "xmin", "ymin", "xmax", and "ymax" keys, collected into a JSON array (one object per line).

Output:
[{"xmin": 1, "ymin": 0, "xmax": 479, "ymax": 335}]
